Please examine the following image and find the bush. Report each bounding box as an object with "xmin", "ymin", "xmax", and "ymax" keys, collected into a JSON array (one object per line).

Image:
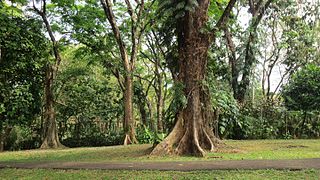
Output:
[
  {"xmin": 5, "ymin": 126, "xmax": 41, "ymax": 150},
  {"xmin": 224, "ymin": 101, "xmax": 320, "ymax": 140},
  {"xmin": 62, "ymin": 130, "xmax": 123, "ymax": 148},
  {"xmin": 136, "ymin": 125, "xmax": 166, "ymax": 144}
]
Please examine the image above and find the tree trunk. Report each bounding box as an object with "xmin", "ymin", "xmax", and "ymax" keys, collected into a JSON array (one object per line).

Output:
[
  {"xmin": 146, "ymin": 97, "xmax": 154, "ymax": 130},
  {"xmin": 236, "ymin": 0, "xmax": 273, "ymax": 103},
  {"xmin": 0, "ymin": 126, "xmax": 12, "ymax": 152},
  {"xmin": 151, "ymin": 1, "xmax": 220, "ymax": 156},
  {"xmin": 237, "ymin": 34, "xmax": 255, "ymax": 103},
  {"xmin": 123, "ymin": 75, "xmax": 138, "ymax": 145},
  {"xmin": 156, "ymin": 64, "xmax": 164, "ymax": 133},
  {"xmin": 33, "ymin": 1, "xmax": 64, "ymax": 149},
  {"xmin": 100, "ymin": 0, "xmax": 139, "ymax": 145},
  {"xmin": 156, "ymin": 91, "xmax": 164, "ymax": 133},
  {"xmin": 224, "ymin": 28, "xmax": 238, "ymax": 98},
  {"xmin": 40, "ymin": 66, "xmax": 63, "ymax": 149},
  {"xmin": 138, "ymin": 100, "xmax": 147, "ymax": 126}
]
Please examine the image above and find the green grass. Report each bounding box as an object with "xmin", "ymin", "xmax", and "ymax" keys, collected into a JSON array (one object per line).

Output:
[
  {"xmin": 0, "ymin": 168, "xmax": 319, "ymax": 179},
  {"xmin": 1, "ymin": 140, "xmax": 320, "ymax": 179},
  {"xmin": 0, "ymin": 139, "xmax": 320, "ymax": 163},
  {"xmin": 209, "ymin": 139, "xmax": 320, "ymax": 160}
]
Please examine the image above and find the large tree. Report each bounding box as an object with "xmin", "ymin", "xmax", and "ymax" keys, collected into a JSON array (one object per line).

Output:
[{"xmin": 151, "ymin": 0, "xmax": 236, "ymax": 156}]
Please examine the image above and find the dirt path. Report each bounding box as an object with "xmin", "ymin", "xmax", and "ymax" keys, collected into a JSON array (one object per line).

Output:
[{"xmin": 1, "ymin": 159, "xmax": 320, "ymax": 171}]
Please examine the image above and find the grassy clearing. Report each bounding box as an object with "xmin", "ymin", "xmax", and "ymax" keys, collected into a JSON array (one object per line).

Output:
[
  {"xmin": 0, "ymin": 168, "xmax": 319, "ymax": 180},
  {"xmin": 0, "ymin": 139, "xmax": 320, "ymax": 163}
]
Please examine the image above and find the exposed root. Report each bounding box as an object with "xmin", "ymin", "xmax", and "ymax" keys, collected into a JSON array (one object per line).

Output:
[
  {"xmin": 123, "ymin": 134, "xmax": 132, "ymax": 145},
  {"xmin": 150, "ymin": 114, "xmax": 184, "ymax": 155},
  {"xmin": 123, "ymin": 131, "xmax": 138, "ymax": 145},
  {"xmin": 40, "ymin": 138, "xmax": 65, "ymax": 149},
  {"xmin": 201, "ymin": 127, "xmax": 215, "ymax": 151},
  {"xmin": 151, "ymin": 114, "xmax": 219, "ymax": 157}
]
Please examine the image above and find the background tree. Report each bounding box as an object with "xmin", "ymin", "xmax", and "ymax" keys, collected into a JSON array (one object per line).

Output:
[
  {"xmin": 282, "ymin": 64, "xmax": 320, "ymax": 137},
  {"xmin": 224, "ymin": 0, "xmax": 273, "ymax": 104},
  {"xmin": 139, "ymin": 29, "xmax": 172, "ymax": 133},
  {"xmin": 100, "ymin": 0, "xmax": 154, "ymax": 145},
  {"xmin": 32, "ymin": 0, "xmax": 65, "ymax": 148},
  {"xmin": 255, "ymin": 1, "xmax": 319, "ymax": 103}
]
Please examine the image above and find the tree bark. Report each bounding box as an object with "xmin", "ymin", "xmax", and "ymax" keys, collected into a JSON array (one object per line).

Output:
[
  {"xmin": 236, "ymin": 0, "xmax": 273, "ymax": 103},
  {"xmin": 224, "ymin": 28, "xmax": 238, "ymax": 97},
  {"xmin": 156, "ymin": 59, "xmax": 164, "ymax": 133},
  {"xmin": 40, "ymin": 66, "xmax": 63, "ymax": 149},
  {"xmin": 123, "ymin": 75, "xmax": 138, "ymax": 145},
  {"xmin": 0, "ymin": 126, "xmax": 12, "ymax": 152},
  {"xmin": 101, "ymin": 0, "xmax": 141, "ymax": 144},
  {"xmin": 151, "ymin": 0, "xmax": 236, "ymax": 157}
]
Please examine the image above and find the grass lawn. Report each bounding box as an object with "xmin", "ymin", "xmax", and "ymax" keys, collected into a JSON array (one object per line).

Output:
[
  {"xmin": 1, "ymin": 139, "xmax": 320, "ymax": 179},
  {"xmin": 0, "ymin": 139, "xmax": 320, "ymax": 163},
  {"xmin": 0, "ymin": 169, "xmax": 319, "ymax": 180}
]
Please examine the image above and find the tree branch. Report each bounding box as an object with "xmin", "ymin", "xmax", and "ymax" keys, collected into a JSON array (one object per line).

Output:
[
  {"xmin": 33, "ymin": 0, "xmax": 61, "ymax": 76},
  {"xmin": 100, "ymin": 0, "xmax": 131, "ymax": 72},
  {"xmin": 210, "ymin": 0, "xmax": 237, "ymax": 41}
]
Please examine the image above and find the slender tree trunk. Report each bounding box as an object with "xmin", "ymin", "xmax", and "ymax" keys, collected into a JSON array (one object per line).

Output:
[
  {"xmin": 123, "ymin": 75, "xmax": 138, "ymax": 145},
  {"xmin": 236, "ymin": 0, "xmax": 273, "ymax": 103},
  {"xmin": 138, "ymin": 100, "xmax": 147, "ymax": 126},
  {"xmin": 0, "ymin": 121, "xmax": 4, "ymax": 152},
  {"xmin": 156, "ymin": 64, "xmax": 164, "ymax": 133},
  {"xmin": 145, "ymin": 98, "xmax": 153, "ymax": 128},
  {"xmin": 146, "ymin": 97, "xmax": 154, "ymax": 130},
  {"xmin": 0, "ymin": 120, "xmax": 2, "ymax": 152},
  {"xmin": 101, "ymin": 0, "xmax": 141, "ymax": 145},
  {"xmin": 237, "ymin": 33, "xmax": 255, "ymax": 103},
  {"xmin": 156, "ymin": 91, "xmax": 164, "ymax": 133},
  {"xmin": 224, "ymin": 28, "xmax": 238, "ymax": 97},
  {"xmin": 0, "ymin": 126, "xmax": 12, "ymax": 152},
  {"xmin": 0, "ymin": 135, "xmax": 4, "ymax": 152}
]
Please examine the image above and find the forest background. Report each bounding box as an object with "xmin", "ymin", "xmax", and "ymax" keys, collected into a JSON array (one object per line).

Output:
[{"xmin": 0, "ymin": 0, "xmax": 319, "ymax": 156}]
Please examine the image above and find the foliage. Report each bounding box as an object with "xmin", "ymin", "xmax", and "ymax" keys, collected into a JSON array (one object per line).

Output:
[
  {"xmin": 5, "ymin": 126, "xmax": 41, "ymax": 150},
  {"xmin": 207, "ymin": 47, "xmax": 239, "ymax": 138},
  {"xmin": 231, "ymin": 101, "xmax": 320, "ymax": 139},
  {"xmin": 136, "ymin": 125, "xmax": 166, "ymax": 144},
  {"xmin": 0, "ymin": 11, "xmax": 48, "ymax": 130},
  {"xmin": 164, "ymin": 83, "xmax": 187, "ymax": 131},
  {"xmin": 282, "ymin": 64, "xmax": 320, "ymax": 112},
  {"xmin": 212, "ymin": 88, "xmax": 239, "ymax": 138},
  {"xmin": 136, "ymin": 125, "xmax": 154, "ymax": 144},
  {"xmin": 56, "ymin": 47, "xmax": 122, "ymax": 146},
  {"xmin": 62, "ymin": 130, "xmax": 124, "ymax": 148}
]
